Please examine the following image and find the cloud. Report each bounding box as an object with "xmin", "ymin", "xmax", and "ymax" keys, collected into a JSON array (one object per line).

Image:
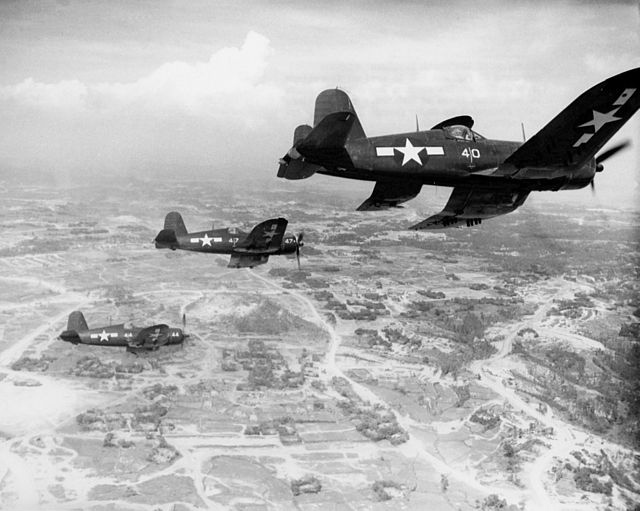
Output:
[
  {"xmin": 0, "ymin": 77, "xmax": 87, "ymax": 109},
  {"xmin": 0, "ymin": 31, "xmax": 282, "ymax": 119},
  {"xmin": 0, "ymin": 31, "xmax": 290, "ymax": 175}
]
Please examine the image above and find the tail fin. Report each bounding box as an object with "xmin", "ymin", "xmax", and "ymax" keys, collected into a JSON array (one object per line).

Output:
[
  {"xmin": 277, "ymin": 89, "xmax": 363, "ymax": 180},
  {"xmin": 314, "ymin": 89, "xmax": 366, "ymax": 141},
  {"xmin": 235, "ymin": 218, "xmax": 288, "ymax": 252},
  {"xmin": 155, "ymin": 211, "xmax": 185, "ymax": 249},
  {"xmin": 67, "ymin": 311, "xmax": 88, "ymax": 331},
  {"xmin": 164, "ymin": 211, "xmax": 187, "ymax": 236}
]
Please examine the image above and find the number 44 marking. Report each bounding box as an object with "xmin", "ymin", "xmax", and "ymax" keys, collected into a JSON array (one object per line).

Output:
[{"xmin": 462, "ymin": 148, "xmax": 480, "ymax": 158}]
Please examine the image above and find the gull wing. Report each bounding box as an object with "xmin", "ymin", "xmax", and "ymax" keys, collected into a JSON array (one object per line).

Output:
[
  {"xmin": 410, "ymin": 187, "xmax": 530, "ymax": 230},
  {"xmin": 496, "ymin": 67, "xmax": 640, "ymax": 175},
  {"xmin": 357, "ymin": 180, "xmax": 423, "ymax": 211},
  {"xmin": 129, "ymin": 324, "xmax": 171, "ymax": 349},
  {"xmin": 234, "ymin": 218, "xmax": 288, "ymax": 253}
]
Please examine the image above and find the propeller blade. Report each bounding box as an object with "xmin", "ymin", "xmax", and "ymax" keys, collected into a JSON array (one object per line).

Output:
[
  {"xmin": 295, "ymin": 232, "xmax": 304, "ymax": 270},
  {"xmin": 596, "ymin": 140, "xmax": 630, "ymax": 164},
  {"xmin": 590, "ymin": 179, "xmax": 595, "ymax": 194}
]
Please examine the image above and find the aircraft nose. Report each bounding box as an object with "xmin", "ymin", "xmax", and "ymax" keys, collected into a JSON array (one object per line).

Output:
[{"xmin": 289, "ymin": 235, "xmax": 300, "ymax": 253}]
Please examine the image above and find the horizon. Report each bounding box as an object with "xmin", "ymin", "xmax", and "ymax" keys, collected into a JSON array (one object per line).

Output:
[{"xmin": 1, "ymin": 0, "xmax": 639, "ymax": 208}]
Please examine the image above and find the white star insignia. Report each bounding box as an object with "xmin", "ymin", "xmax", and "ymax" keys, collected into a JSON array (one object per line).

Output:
[
  {"xmin": 579, "ymin": 108, "xmax": 621, "ymax": 133},
  {"xmin": 200, "ymin": 234, "xmax": 213, "ymax": 247},
  {"xmin": 397, "ymin": 138, "xmax": 424, "ymax": 165},
  {"xmin": 98, "ymin": 330, "xmax": 110, "ymax": 342}
]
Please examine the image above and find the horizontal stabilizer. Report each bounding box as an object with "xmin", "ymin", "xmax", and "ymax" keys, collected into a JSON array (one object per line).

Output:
[
  {"xmin": 154, "ymin": 228, "xmax": 178, "ymax": 249},
  {"xmin": 294, "ymin": 124, "xmax": 312, "ymax": 144},
  {"xmin": 277, "ymin": 158, "xmax": 322, "ymax": 180},
  {"xmin": 299, "ymin": 111, "xmax": 356, "ymax": 151},
  {"xmin": 59, "ymin": 330, "xmax": 81, "ymax": 343},
  {"xmin": 296, "ymin": 111, "xmax": 356, "ymax": 168}
]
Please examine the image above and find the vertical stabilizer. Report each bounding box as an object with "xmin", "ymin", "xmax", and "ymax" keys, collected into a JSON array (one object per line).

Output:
[
  {"xmin": 67, "ymin": 311, "xmax": 88, "ymax": 332},
  {"xmin": 314, "ymin": 89, "xmax": 366, "ymax": 141},
  {"xmin": 164, "ymin": 211, "xmax": 187, "ymax": 236}
]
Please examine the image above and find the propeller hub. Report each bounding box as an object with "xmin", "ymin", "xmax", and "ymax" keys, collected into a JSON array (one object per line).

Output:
[{"xmin": 589, "ymin": 140, "xmax": 630, "ymax": 193}]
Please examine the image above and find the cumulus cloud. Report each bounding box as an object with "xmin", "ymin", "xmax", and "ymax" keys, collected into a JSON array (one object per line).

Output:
[
  {"xmin": 0, "ymin": 31, "xmax": 290, "ymax": 175},
  {"xmin": 0, "ymin": 31, "xmax": 282, "ymax": 118},
  {"xmin": 0, "ymin": 77, "xmax": 87, "ymax": 109}
]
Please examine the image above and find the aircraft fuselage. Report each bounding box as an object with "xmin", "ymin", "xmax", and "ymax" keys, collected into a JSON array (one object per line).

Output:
[
  {"xmin": 159, "ymin": 227, "xmax": 298, "ymax": 255},
  {"xmin": 60, "ymin": 325, "xmax": 185, "ymax": 347},
  {"xmin": 308, "ymin": 129, "xmax": 596, "ymax": 192}
]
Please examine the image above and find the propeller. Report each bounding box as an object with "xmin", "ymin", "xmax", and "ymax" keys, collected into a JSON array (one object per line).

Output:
[
  {"xmin": 295, "ymin": 232, "xmax": 304, "ymax": 270},
  {"xmin": 590, "ymin": 140, "xmax": 631, "ymax": 193},
  {"xmin": 595, "ymin": 140, "xmax": 630, "ymax": 171}
]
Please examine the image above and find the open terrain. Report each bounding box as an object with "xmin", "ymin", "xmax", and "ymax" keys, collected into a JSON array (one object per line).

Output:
[{"xmin": 0, "ymin": 176, "xmax": 638, "ymax": 510}]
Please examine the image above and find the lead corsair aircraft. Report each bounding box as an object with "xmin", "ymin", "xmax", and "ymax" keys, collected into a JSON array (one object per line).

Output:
[
  {"xmin": 154, "ymin": 212, "xmax": 304, "ymax": 268},
  {"xmin": 278, "ymin": 68, "xmax": 639, "ymax": 229},
  {"xmin": 59, "ymin": 311, "xmax": 185, "ymax": 353}
]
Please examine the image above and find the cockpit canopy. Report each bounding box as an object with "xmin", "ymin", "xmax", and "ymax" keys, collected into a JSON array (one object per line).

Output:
[{"xmin": 443, "ymin": 125, "xmax": 485, "ymax": 141}]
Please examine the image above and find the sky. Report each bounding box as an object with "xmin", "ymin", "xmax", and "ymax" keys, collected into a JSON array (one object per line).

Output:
[{"xmin": 0, "ymin": 0, "xmax": 639, "ymax": 206}]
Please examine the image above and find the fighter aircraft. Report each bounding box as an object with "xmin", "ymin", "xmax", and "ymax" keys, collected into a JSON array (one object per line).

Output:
[
  {"xmin": 59, "ymin": 311, "xmax": 185, "ymax": 353},
  {"xmin": 154, "ymin": 212, "xmax": 304, "ymax": 268},
  {"xmin": 278, "ymin": 68, "xmax": 639, "ymax": 229}
]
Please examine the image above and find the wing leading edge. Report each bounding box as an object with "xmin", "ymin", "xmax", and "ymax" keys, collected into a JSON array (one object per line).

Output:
[
  {"xmin": 410, "ymin": 187, "xmax": 530, "ymax": 230},
  {"xmin": 235, "ymin": 218, "xmax": 288, "ymax": 253},
  {"xmin": 129, "ymin": 324, "xmax": 171, "ymax": 350},
  {"xmin": 497, "ymin": 67, "xmax": 640, "ymax": 175}
]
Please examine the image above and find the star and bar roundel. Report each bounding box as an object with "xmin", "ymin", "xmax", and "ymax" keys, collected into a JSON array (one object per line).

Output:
[{"xmin": 375, "ymin": 138, "xmax": 444, "ymax": 166}]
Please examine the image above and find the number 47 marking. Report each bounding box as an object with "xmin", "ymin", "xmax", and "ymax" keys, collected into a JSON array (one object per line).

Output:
[{"xmin": 462, "ymin": 148, "xmax": 481, "ymax": 158}]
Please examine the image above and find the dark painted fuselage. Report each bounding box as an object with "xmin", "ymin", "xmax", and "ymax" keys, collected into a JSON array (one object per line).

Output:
[
  {"xmin": 59, "ymin": 324, "xmax": 185, "ymax": 347},
  {"xmin": 310, "ymin": 129, "xmax": 595, "ymax": 192},
  {"xmin": 160, "ymin": 227, "xmax": 298, "ymax": 255}
]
